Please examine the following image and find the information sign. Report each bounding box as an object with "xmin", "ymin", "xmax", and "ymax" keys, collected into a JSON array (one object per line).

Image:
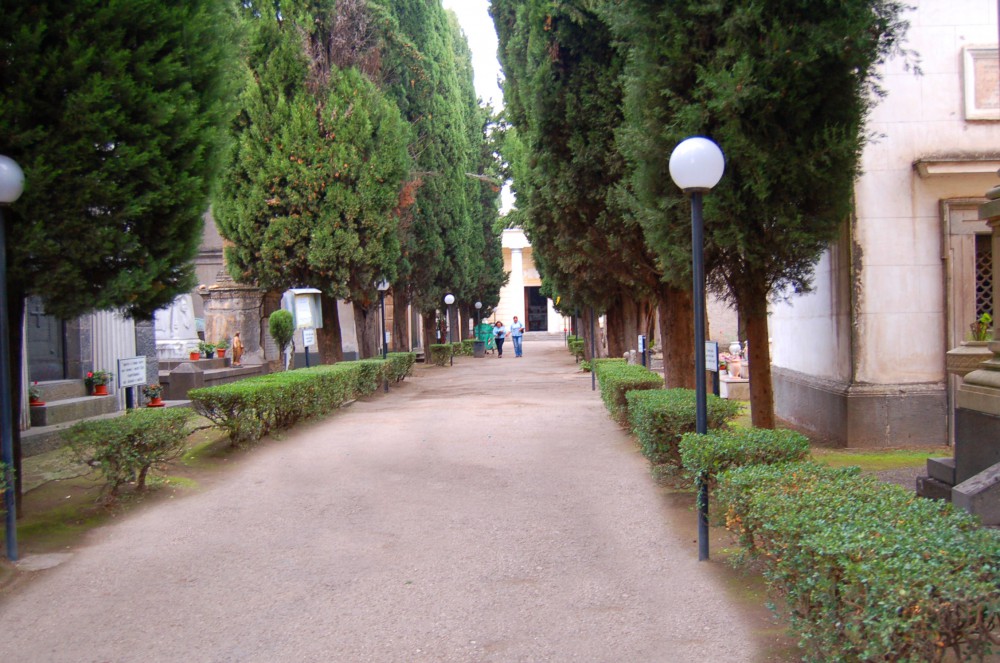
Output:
[
  {"xmin": 117, "ymin": 356, "xmax": 147, "ymax": 389},
  {"xmin": 705, "ymin": 341, "xmax": 719, "ymax": 373}
]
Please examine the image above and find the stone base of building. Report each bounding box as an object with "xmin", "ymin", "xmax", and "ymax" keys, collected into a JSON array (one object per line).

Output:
[{"xmin": 772, "ymin": 367, "xmax": 946, "ymax": 447}]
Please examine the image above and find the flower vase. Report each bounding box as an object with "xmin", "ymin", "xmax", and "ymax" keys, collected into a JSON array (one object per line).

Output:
[
  {"xmin": 147, "ymin": 396, "xmax": 164, "ymax": 407},
  {"xmin": 93, "ymin": 384, "xmax": 109, "ymax": 396}
]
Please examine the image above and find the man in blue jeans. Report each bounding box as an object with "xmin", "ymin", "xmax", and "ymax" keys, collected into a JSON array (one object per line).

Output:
[{"xmin": 510, "ymin": 315, "xmax": 525, "ymax": 357}]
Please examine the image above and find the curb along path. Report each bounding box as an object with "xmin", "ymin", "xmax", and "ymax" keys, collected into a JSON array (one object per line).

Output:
[{"xmin": 0, "ymin": 339, "xmax": 757, "ymax": 662}]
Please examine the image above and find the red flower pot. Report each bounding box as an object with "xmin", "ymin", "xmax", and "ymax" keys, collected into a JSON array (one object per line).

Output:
[
  {"xmin": 147, "ymin": 396, "xmax": 164, "ymax": 407},
  {"xmin": 189, "ymin": 351, "xmax": 200, "ymax": 361},
  {"xmin": 93, "ymin": 384, "xmax": 109, "ymax": 396}
]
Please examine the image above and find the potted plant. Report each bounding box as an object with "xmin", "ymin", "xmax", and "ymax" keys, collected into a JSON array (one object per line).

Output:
[
  {"xmin": 142, "ymin": 383, "xmax": 165, "ymax": 407},
  {"xmin": 188, "ymin": 343, "xmax": 200, "ymax": 361},
  {"xmin": 85, "ymin": 369, "xmax": 113, "ymax": 396},
  {"xmin": 28, "ymin": 382, "xmax": 44, "ymax": 407},
  {"xmin": 198, "ymin": 341, "xmax": 216, "ymax": 359},
  {"xmin": 215, "ymin": 338, "xmax": 229, "ymax": 358}
]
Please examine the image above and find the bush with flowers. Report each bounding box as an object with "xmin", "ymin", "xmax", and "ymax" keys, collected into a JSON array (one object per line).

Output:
[
  {"xmin": 142, "ymin": 383, "xmax": 163, "ymax": 400},
  {"xmin": 84, "ymin": 370, "xmax": 113, "ymax": 388}
]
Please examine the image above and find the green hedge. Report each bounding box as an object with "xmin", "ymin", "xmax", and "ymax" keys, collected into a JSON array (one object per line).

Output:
[
  {"xmin": 459, "ymin": 338, "xmax": 475, "ymax": 356},
  {"xmin": 595, "ymin": 362, "xmax": 663, "ymax": 423},
  {"xmin": 63, "ymin": 408, "xmax": 194, "ymax": 495},
  {"xmin": 190, "ymin": 360, "xmax": 390, "ymax": 446},
  {"xmin": 452, "ymin": 340, "xmax": 468, "ymax": 357},
  {"xmin": 679, "ymin": 427, "xmax": 809, "ymax": 486},
  {"xmin": 626, "ymin": 388, "xmax": 741, "ymax": 467},
  {"xmin": 717, "ymin": 462, "xmax": 1000, "ymax": 662},
  {"xmin": 568, "ymin": 337, "xmax": 585, "ymax": 361},
  {"xmin": 429, "ymin": 344, "xmax": 451, "ymax": 366},
  {"xmin": 0, "ymin": 461, "xmax": 9, "ymax": 496},
  {"xmin": 386, "ymin": 352, "xmax": 416, "ymax": 382}
]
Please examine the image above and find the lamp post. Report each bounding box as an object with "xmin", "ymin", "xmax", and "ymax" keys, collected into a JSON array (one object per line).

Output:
[
  {"xmin": 0, "ymin": 155, "xmax": 24, "ymax": 561},
  {"xmin": 474, "ymin": 301, "xmax": 482, "ymax": 357},
  {"xmin": 444, "ymin": 293, "xmax": 455, "ymax": 366},
  {"xmin": 377, "ymin": 280, "xmax": 390, "ymax": 392},
  {"xmin": 669, "ymin": 136, "xmax": 725, "ymax": 562}
]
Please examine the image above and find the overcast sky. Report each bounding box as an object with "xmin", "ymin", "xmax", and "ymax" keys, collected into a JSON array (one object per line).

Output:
[{"xmin": 441, "ymin": 0, "xmax": 504, "ymax": 108}]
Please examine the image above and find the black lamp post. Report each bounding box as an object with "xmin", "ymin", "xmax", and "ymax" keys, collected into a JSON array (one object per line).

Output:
[
  {"xmin": 444, "ymin": 293, "xmax": 455, "ymax": 366},
  {"xmin": 0, "ymin": 155, "xmax": 24, "ymax": 561},
  {"xmin": 474, "ymin": 301, "xmax": 482, "ymax": 357},
  {"xmin": 669, "ymin": 136, "xmax": 725, "ymax": 562},
  {"xmin": 377, "ymin": 280, "xmax": 390, "ymax": 392}
]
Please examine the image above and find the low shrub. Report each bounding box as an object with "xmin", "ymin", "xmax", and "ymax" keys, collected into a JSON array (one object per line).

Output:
[
  {"xmin": 626, "ymin": 389, "xmax": 741, "ymax": 467},
  {"xmin": 460, "ymin": 339, "xmax": 475, "ymax": 356},
  {"xmin": 0, "ymin": 461, "xmax": 9, "ymax": 495},
  {"xmin": 63, "ymin": 408, "xmax": 194, "ymax": 496},
  {"xmin": 595, "ymin": 362, "xmax": 663, "ymax": 423},
  {"xmin": 385, "ymin": 352, "xmax": 416, "ymax": 382},
  {"xmin": 451, "ymin": 341, "xmax": 467, "ymax": 357},
  {"xmin": 568, "ymin": 337, "xmax": 585, "ymax": 361},
  {"xmin": 717, "ymin": 462, "xmax": 1000, "ymax": 662},
  {"xmin": 679, "ymin": 427, "xmax": 810, "ymax": 487},
  {"xmin": 429, "ymin": 344, "xmax": 451, "ymax": 366}
]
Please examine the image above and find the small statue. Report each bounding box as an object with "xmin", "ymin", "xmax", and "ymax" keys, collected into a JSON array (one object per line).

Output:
[{"xmin": 232, "ymin": 331, "xmax": 244, "ymax": 366}]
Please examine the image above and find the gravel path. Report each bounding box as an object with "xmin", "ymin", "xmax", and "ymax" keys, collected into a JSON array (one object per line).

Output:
[{"xmin": 0, "ymin": 340, "xmax": 757, "ymax": 662}]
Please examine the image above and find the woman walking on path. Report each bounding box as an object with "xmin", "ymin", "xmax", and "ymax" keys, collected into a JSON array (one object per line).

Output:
[
  {"xmin": 494, "ymin": 320, "xmax": 508, "ymax": 358},
  {"xmin": 510, "ymin": 316, "xmax": 525, "ymax": 357}
]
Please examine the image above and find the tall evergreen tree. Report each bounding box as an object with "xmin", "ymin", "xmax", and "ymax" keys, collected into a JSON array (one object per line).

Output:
[
  {"xmin": 216, "ymin": 0, "xmax": 409, "ymax": 359},
  {"xmin": 610, "ymin": 0, "xmax": 912, "ymax": 425},
  {"xmin": 0, "ymin": 0, "xmax": 235, "ymax": 498}
]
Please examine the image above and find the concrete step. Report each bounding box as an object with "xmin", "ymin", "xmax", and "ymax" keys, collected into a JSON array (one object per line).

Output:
[
  {"xmin": 927, "ymin": 457, "xmax": 956, "ymax": 485},
  {"xmin": 916, "ymin": 475, "xmax": 953, "ymax": 501},
  {"xmin": 30, "ymin": 379, "xmax": 88, "ymax": 402},
  {"xmin": 159, "ymin": 357, "xmax": 231, "ymax": 371},
  {"xmin": 29, "ymin": 393, "xmax": 119, "ymax": 427}
]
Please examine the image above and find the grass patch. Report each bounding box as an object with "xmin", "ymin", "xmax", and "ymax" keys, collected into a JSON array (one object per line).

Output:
[{"xmin": 810, "ymin": 447, "xmax": 947, "ymax": 471}]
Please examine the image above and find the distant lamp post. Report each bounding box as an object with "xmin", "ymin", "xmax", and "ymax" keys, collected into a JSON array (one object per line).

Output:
[
  {"xmin": 0, "ymin": 155, "xmax": 24, "ymax": 562},
  {"xmin": 444, "ymin": 293, "xmax": 455, "ymax": 366},
  {"xmin": 669, "ymin": 136, "xmax": 725, "ymax": 562},
  {"xmin": 377, "ymin": 280, "xmax": 390, "ymax": 392},
  {"xmin": 474, "ymin": 301, "xmax": 483, "ymax": 358}
]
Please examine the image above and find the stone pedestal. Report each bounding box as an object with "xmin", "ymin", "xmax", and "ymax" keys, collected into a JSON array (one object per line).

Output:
[{"xmin": 198, "ymin": 271, "xmax": 266, "ymax": 365}]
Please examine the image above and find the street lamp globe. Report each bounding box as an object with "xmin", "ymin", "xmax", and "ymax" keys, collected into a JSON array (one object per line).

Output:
[
  {"xmin": 376, "ymin": 279, "xmax": 390, "ymax": 292},
  {"xmin": 0, "ymin": 156, "xmax": 25, "ymax": 203},
  {"xmin": 668, "ymin": 137, "xmax": 725, "ymax": 192},
  {"xmin": 444, "ymin": 293, "xmax": 455, "ymax": 306}
]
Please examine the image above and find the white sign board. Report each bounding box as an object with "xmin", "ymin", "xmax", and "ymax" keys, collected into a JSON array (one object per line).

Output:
[
  {"xmin": 705, "ymin": 341, "xmax": 719, "ymax": 373},
  {"xmin": 117, "ymin": 356, "xmax": 147, "ymax": 389},
  {"xmin": 302, "ymin": 327, "xmax": 316, "ymax": 348}
]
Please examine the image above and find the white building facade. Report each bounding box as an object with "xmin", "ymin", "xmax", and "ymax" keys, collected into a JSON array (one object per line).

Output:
[{"xmin": 770, "ymin": 1, "xmax": 1000, "ymax": 446}]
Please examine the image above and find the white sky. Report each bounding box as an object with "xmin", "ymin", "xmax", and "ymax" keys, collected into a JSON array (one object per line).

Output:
[{"xmin": 441, "ymin": 0, "xmax": 504, "ymax": 109}]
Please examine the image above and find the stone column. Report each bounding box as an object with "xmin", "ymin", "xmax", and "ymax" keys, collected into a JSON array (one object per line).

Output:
[
  {"xmin": 510, "ymin": 247, "xmax": 526, "ymax": 323},
  {"xmin": 198, "ymin": 271, "xmax": 267, "ymax": 365}
]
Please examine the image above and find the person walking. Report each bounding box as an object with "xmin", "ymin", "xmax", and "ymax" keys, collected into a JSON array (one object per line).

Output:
[
  {"xmin": 510, "ymin": 315, "xmax": 525, "ymax": 357},
  {"xmin": 493, "ymin": 320, "xmax": 507, "ymax": 358}
]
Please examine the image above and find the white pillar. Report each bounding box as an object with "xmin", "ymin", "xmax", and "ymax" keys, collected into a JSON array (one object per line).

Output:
[
  {"xmin": 91, "ymin": 310, "xmax": 137, "ymax": 408},
  {"xmin": 510, "ymin": 247, "xmax": 526, "ymax": 323}
]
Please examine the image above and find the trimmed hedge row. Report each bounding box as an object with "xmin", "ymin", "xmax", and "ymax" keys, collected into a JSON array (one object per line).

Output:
[
  {"xmin": 626, "ymin": 389, "xmax": 741, "ymax": 467},
  {"xmin": 568, "ymin": 336, "xmax": 585, "ymax": 361},
  {"xmin": 717, "ymin": 463, "xmax": 1000, "ymax": 662},
  {"xmin": 190, "ymin": 356, "xmax": 414, "ymax": 446},
  {"xmin": 459, "ymin": 339, "xmax": 475, "ymax": 356},
  {"xmin": 594, "ymin": 362, "xmax": 663, "ymax": 423},
  {"xmin": 679, "ymin": 427, "xmax": 809, "ymax": 486},
  {"xmin": 386, "ymin": 352, "xmax": 417, "ymax": 383}
]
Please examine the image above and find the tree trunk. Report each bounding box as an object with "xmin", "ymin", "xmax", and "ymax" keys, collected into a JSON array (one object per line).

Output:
[
  {"xmin": 658, "ymin": 284, "xmax": 695, "ymax": 389},
  {"xmin": 391, "ymin": 289, "xmax": 410, "ymax": 352},
  {"xmin": 421, "ymin": 311, "xmax": 437, "ymax": 355},
  {"xmin": 318, "ymin": 294, "xmax": 343, "ymax": 364},
  {"xmin": 352, "ymin": 300, "xmax": 380, "ymax": 359},
  {"xmin": 742, "ymin": 296, "xmax": 775, "ymax": 429}
]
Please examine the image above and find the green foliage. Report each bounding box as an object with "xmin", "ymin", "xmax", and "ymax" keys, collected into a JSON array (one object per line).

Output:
[
  {"xmin": 459, "ymin": 339, "xmax": 475, "ymax": 356},
  {"xmin": 0, "ymin": 0, "xmax": 236, "ymax": 320},
  {"xmin": 216, "ymin": 2, "xmax": 408, "ymax": 310},
  {"xmin": 429, "ymin": 344, "xmax": 451, "ymax": 367},
  {"xmin": 385, "ymin": 352, "xmax": 417, "ymax": 382},
  {"xmin": 63, "ymin": 408, "xmax": 194, "ymax": 496},
  {"xmin": 717, "ymin": 463, "xmax": 1000, "ymax": 662},
  {"xmin": 970, "ymin": 312, "xmax": 993, "ymax": 342},
  {"xmin": 626, "ymin": 389, "xmax": 742, "ymax": 467},
  {"xmin": 568, "ymin": 337, "xmax": 586, "ymax": 362},
  {"xmin": 680, "ymin": 428, "xmax": 810, "ymax": 487},
  {"xmin": 0, "ymin": 461, "xmax": 10, "ymax": 496},
  {"xmin": 268, "ymin": 310, "xmax": 295, "ymax": 360},
  {"xmin": 189, "ymin": 360, "xmax": 397, "ymax": 446},
  {"xmin": 594, "ymin": 362, "xmax": 663, "ymax": 423}
]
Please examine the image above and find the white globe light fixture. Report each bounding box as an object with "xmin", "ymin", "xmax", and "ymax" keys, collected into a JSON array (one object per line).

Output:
[
  {"xmin": 443, "ymin": 293, "xmax": 455, "ymax": 306},
  {"xmin": 376, "ymin": 279, "xmax": 390, "ymax": 292},
  {"xmin": 668, "ymin": 136, "xmax": 725, "ymax": 192},
  {"xmin": 668, "ymin": 136, "xmax": 725, "ymax": 563},
  {"xmin": 0, "ymin": 155, "xmax": 22, "ymax": 561}
]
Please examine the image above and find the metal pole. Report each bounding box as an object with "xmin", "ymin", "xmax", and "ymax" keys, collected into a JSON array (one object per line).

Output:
[
  {"xmin": 0, "ymin": 208, "xmax": 17, "ymax": 560},
  {"xmin": 380, "ymin": 290, "xmax": 389, "ymax": 392},
  {"xmin": 590, "ymin": 306, "xmax": 596, "ymax": 391},
  {"xmin": 448, "ymin": 305, "xmax": 453, "ymax": 366},
  {"xmin": 691, "ymin": 191, "xmax": 709, "ymax": 561}
]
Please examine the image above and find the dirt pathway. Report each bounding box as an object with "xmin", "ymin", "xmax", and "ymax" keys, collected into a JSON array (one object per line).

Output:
[{"xmin": 0, "ymin": 340, "xmax": 760, "ymax": 662}]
